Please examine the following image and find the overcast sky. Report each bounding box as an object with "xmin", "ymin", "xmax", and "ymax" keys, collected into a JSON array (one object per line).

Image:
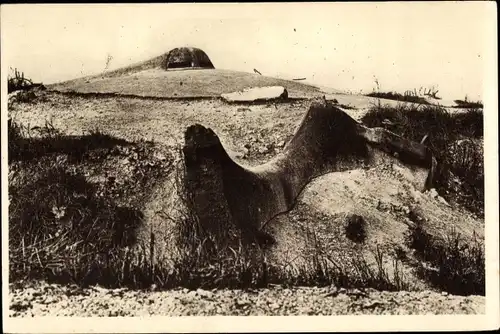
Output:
[{"xmin": 1, "ymin": 2, "xmax": 495, "ymax": 100}]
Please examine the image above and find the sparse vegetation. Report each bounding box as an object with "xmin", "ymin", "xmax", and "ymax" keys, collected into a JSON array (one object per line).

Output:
[
  {"xmin": 366, "ymin": 91, "xmax": 429, "ymax": 105},
  {"xmin": 8, "ymin": 119, "xmax": 410, "ymax": 291},
  {"xmin": 7, "ymin": 68, "xmax": 45, "ymax": 107},
  {"xmin": 405, "ymin": 217, "xmax": 484, "ymax": 296},
  {"xmin": 454, "ymin": 96, "xmax": 484, "ymax": 109},
  {"xmin": 366, "ymin": 81, "xmax": 443, "ymax": 105},
  {"xmin": 8, "ymin": 118, "xmax": 130, "ymax": 163},
  {"xmin": 361, "ymin": 103, "xmax": 484, "ymax": 216},
  {"xmin": 8, "ymin": 68, "xmax": 34, "ymax": 93},
  {"xmin": 8, "ymin": 118, "xmax": 174, "ymax": 286}
]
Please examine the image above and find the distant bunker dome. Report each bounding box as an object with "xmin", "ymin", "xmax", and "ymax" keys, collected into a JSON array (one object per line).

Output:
[{"xmin": 161, "ymin": 47, "xmax": 215, "ymax": 70}]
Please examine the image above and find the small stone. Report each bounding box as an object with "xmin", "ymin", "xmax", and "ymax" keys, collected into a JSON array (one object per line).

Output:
[
  {"xmin": 154, "ymin": 152, "xmax": 167, "ymax": 161},
  {"xmin": 196, "ymin": 288, "xmax": 213, "ymax": 299},
  {"xmin": 235, "ymin": 298, "xmax": 250, "ymax": 307},
  {"xmin": 428, "ymin": 188, "xmax": 439, "ymax": 199},
  {"xmin": 271, "ymin": 303, "xmax": 281, "ymax": 310},
  {"xmin": 258, "ymin": 146, "xmax": 268, "ymax": 154}
]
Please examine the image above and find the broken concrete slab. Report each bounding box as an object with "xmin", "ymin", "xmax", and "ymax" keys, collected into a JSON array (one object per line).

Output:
[
  {"xmin": 221, "ymin": 86, "xmax": 288, "ymax": 103},
  {"xmin": 182, "ymin": 98, "xmax": 436, "ymax": 246}
]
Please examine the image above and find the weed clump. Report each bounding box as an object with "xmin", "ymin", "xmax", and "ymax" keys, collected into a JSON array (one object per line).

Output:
[
  {"xmin": 8, "ymin": 118, "xmax": 174, "ymax": 287},
  {"xmin": 361, "ymin": 103, "xmax": 484, "ymax": 216},
  {"xmin": 367, "ymin": 91, "xmax": 430, "ymax": 104},
  {"xmin": 9, "ymin": 165, "xmax": 144, "ymax": 285},
  {"xmin": 405, "ymin": 219, "xmax": 484, "ymax": 296},
  {"xmin": 7, "ymin": 68, "xmax": 45, "ymax": 108}
]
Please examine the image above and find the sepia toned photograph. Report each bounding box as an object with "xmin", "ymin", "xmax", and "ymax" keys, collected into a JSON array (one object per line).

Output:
[{"xmin": 1, "ymin": 2, "xmax": 498, "ymax": 332}]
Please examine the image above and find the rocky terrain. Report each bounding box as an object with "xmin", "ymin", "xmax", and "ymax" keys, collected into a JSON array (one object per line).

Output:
[{"xmin": 9, "ymin": 281, "xmax": 484, "ymax": 317}]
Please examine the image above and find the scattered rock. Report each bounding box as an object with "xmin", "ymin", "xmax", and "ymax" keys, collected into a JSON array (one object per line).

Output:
[
  {"xmin": 257, "ymin": 146, "xmax": 269, "ymax": 154},
  {"xmin": 196, "ymin": 288, "xmax": 213, "ymax": 299},
  {"xmin": 8, "ymin": 283, "xmax": 485, "ymax": 316},
  {"xmin": 235, "ymin": 298, "xmax": 250, "ymax": 308},
  {"xmin": 427, "ymin": 188, "xmax": 439, "ymax": 199},
  {"xmin": 269, "ymin": 302, "xmax": 280, "ymax": 310},
  {"xmin": 361, "ymin": 300, "xmax": 386, "ymax": 309}
]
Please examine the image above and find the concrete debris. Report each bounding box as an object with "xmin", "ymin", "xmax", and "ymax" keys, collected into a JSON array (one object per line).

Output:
[{"xmin": 221, "ymin": 86, "xmax": 288, "ymax": 103}]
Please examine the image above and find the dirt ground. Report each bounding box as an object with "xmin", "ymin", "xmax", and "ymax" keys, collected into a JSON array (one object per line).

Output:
[{"xmin": 9, "ymin": 281, "xmax": 484, "ymax": 317}]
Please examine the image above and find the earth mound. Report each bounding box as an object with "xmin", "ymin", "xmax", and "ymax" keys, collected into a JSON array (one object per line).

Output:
[{"xmin": 46, "ymin": 49, "xmax": 329, "ymax": 99}]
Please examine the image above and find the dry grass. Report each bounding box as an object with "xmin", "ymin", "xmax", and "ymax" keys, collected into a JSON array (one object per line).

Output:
[
  {"xmin": 404, "ymin": 215, "xmax": 484, "ymax": 296},
  {"xmin": 361, "ymin": 103, "xmax": 484, "ymax": 216},
  {"xmin": 366, "ymin": 91, "xmax": 430, "ymax": 105},
  {"xmin": 8, "ymin": 119, "xmax": 411, "ymax": 291},
  {"xmin": 453, "ymin": 98, "xmax": 484, "ymax": 109}
]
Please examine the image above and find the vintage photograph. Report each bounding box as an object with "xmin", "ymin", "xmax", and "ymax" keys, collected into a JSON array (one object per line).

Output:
[{"xmin": 1, "ymin": 2, "xmax": 498, "ymax": 331}]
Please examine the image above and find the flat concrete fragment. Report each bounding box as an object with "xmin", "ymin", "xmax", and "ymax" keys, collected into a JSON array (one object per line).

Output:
[{"xmin": 221, "ymin": 86, "xmax": 288, "ymax": 102}]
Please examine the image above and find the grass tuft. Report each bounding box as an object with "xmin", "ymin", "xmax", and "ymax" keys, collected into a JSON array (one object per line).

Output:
[{"xmin": 405, "ymin": 219, "xmax": 484, "ymax": 296}]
